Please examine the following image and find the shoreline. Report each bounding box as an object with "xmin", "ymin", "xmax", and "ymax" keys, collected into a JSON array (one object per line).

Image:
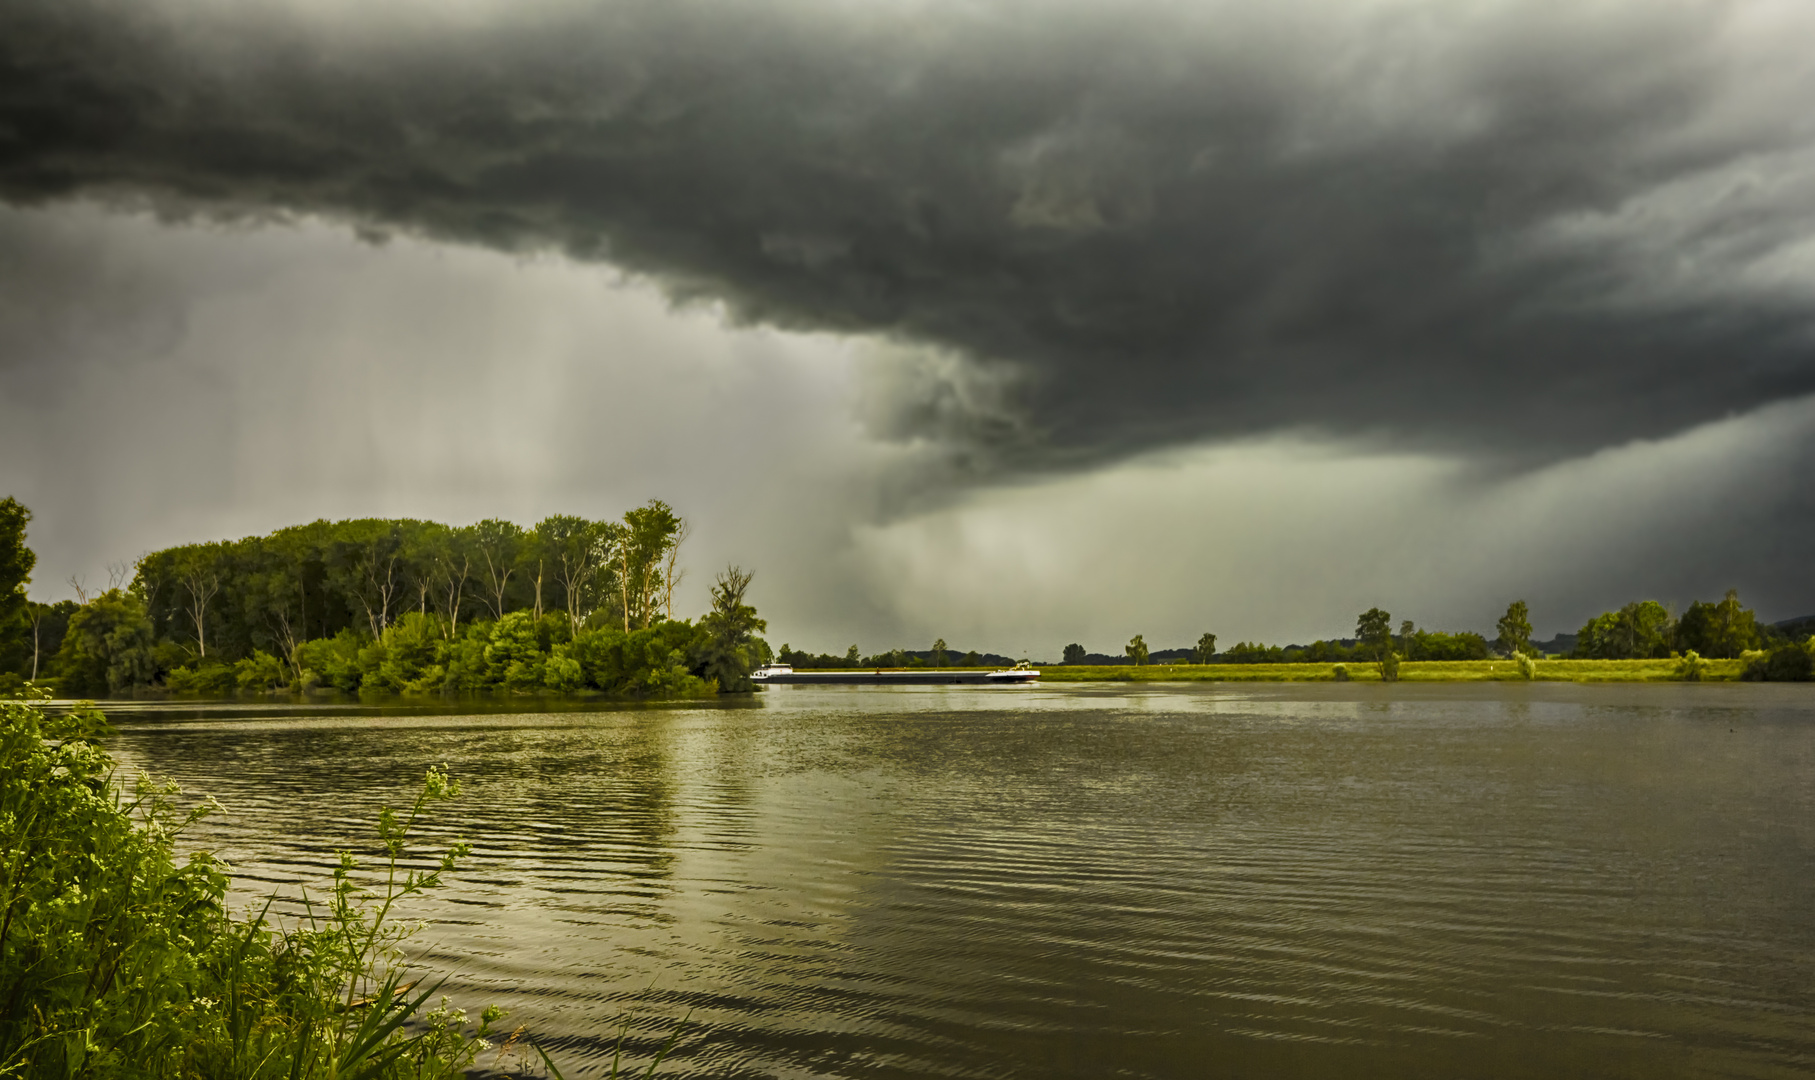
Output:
[{"xmin": 1036, "ymin": 658, "xmax": 1750, "ymax": 683}]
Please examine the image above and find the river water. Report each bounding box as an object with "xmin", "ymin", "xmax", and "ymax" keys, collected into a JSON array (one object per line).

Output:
[{"xmin": 101, "ymin": 683, "xmax": 1814, "ymax": 1079}]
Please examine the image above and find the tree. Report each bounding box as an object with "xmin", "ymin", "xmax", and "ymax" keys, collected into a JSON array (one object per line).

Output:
[
  {"xmin": 1677, "ymin": 590, "xmax": 1758, "ymax": 659},
  {"xmin": 1574, "ymin": 600, "xmax": 1673, "ymax": 659},
  {"xmin": 56, "ymin": 589, "xmax": 158, "ymax": 694},
  {"xmin": 535, "ymin": 515, "xmax": 613, "ymax": 635},
  {"xmin": 1496, "ymin": 600, "xmax": 1533, "ymax": 657},
  {"xmin": 845, "ymin": 644, "xmax": 860, "ymax": 667},
  {"xmin": 1356, "ymin": 608, "xmax": 1392, "ymax": 658},
  {"xmin": 1126, "ymin": 634, "xmax": 1149, "ymax": 666},
  {"xmin": 326, "ymin": 521, "xmax": 410, "ymax": 640},
  {"xmin": 1356, "ymin": 607, "xmax": 1397, "ymax": 680},
  {"xmin": 692, "ymin": 565, "xmax": 767, "ymax": 693},
  {"xmin": 431, "ymin": 525, "xmax": 477, "ymax": 637},
  {"xmin": 471, "ymin": 518, "xmax": 524, "ymax": 621},
  {"xmin": 1193, "ymin": 633, "xmax": 1217, "ymax": 665},
  {"xmin": 931, "ymin": 638, "xmax": 948, "ymax": 667},
  {"xmin": 1063, "ymin": 643, "xmax": 1087, "ymax": 664},
  {"xmin": 237, "ymin": 535, "xmax": 311, "ymax": 674},
  {"xmin": 0, "ymin": 498, "xmax": 33, "ymax": 658},
  {"xmin": 662, "ymin": 518, "xmax": 691, "ymax": 621},
  {"xmin": 618, "ymin": 501, "xmax": 684, "ymax": 631},
  {"xmin": 174, "ymin": 543, "xmax": 226, "ymax": 657}
]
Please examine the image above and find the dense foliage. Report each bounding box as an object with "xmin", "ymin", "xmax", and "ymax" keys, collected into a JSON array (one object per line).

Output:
[
  {"xmin": 0, "ymin": 500, "xmax": 770, "ymax": 698},
  {"xmin": 0, "ymin": 691, "xmax": 509, "ymax": 1079},
  {"xmin": 1571, "ymin": 590, "xmax": 1794, "ymax": 665}
]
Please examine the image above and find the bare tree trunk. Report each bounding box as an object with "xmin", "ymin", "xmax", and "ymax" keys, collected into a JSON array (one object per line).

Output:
[
  {"xmin": 181, "ymin": 572, "xmax": 219, "ymax": 657},
  {"xmin": 270, "ymin": 609, "xmax": 301, "ymax": 679},
  {"xmin": 620, "ymin": 546, "xmax": 632, "ymax": 633},
  {"xmin": 534, "ymin": 559, "xmax": 544, "ymax": 621},
  {"xmin": 662, "ymin": 521, "xmax": 689, "ymax": 621}
]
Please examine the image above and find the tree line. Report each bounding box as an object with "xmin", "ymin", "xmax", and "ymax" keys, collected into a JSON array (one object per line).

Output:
[
  {"xmin": 1058, "ymin": 593, "xmax": 1812, "ymax": 681},
  {"xmin": 0, "ymin": 497, "xmax": 773, "ymax": 697},
  {"xmin": 773, "ymin": 639, "xmax": 1021, "ymax": 670}
]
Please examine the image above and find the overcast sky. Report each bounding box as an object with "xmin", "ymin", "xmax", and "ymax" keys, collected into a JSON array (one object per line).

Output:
[{"xmin": 3, "ymin": 0, "xmax": 1813, "ymax": 655}]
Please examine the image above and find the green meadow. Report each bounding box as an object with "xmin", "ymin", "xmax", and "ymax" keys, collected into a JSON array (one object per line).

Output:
[{"xmin": 1040, "ymin": 658, "xmax": 1749, "ymax": 683}]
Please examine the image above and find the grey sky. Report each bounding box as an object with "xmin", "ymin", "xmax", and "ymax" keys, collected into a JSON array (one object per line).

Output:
[{"xmin": 2, "ymin": 0, "xmax": 1812, "ymax": 654}]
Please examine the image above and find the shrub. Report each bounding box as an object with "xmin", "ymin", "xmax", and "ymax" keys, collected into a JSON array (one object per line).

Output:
[
  {"xmin": 166, "ymin": 661, "xmax": 240, "ymax": 695},
  {"xmin": 1331, "ymin": 663, "xmax": 1350, "ymax": 682},
  {"xmin": 1515, "ymin": 651, "xmax": 1538, "ymax": 680},
  {"xmin": 1675, "ymin": 650, "xmax": 1709, "ymax": 682},
  {"xmin": 1743, "ymin": 643, "xmax": 1814, "ymax": 682},
  {"xmin": 0, "ymin": 689, "xmax": 509, "ymax": 1079},
  {"xmin": 295, "ymin": 630, "xmax": 365, "ymax": 693}
]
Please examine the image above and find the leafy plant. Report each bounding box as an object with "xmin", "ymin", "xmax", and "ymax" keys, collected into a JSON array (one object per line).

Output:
[
  {"xmin": 1515, "ymin": 651, "xmax": 1538, "ymax": 680},
  {"xmin": 0, "ymin": 688, "xmax": 518, "ymax": 1079}
]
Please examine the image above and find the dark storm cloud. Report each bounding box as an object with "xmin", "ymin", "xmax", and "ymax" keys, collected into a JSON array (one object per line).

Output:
[{"xmin": 3, "ymin": 0, "xmax": 1814, "ymax": 469}]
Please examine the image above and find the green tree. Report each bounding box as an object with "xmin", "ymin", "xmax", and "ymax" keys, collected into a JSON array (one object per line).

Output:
[
  {"xmin": 1193, "ymin": 632, "xmax": 1217, "ymax": 664},
  {"xmin": 692, "ymin": 565, "xmax": 767, "ymax": 693},
  {"xmin": 236, "ymin": 535, "xmax": 312, "ymax": 675},
  {"xmin": 1357, "ymin": 607, "xmax": 1397, "ymax": 680},
  {"xmin": 1575, "ymin": 600, "xmax": 1673, "ymax": 659},
  {"xmin": 1356, "ymin": 608, "xmax": 1392, "ymax": 657},
  {"xmin": 326, "ymin": 521, "xmax": 413, "ymax": 640},
  {"xmin": 1496, "ymin": 600, "xmax": 1533, "ymax": 657},
  {"xmin": 845, "ymin": 643, "xmax": 860, "ymax": 667},
  {"xmin": 1126, "ymin": 634, "xmax": 1149, "ymax": 665},
  {"xmin": 534, "ymin": 515, "xmax": 613, "ymax": 635},
  {"xmin": 931, "ymin": 638, "xmax": 948, "ymax": 666},
  {"xmin": 614, "ymin": 501, "xmax": 685, "ymax": 631},
  {"xmin": 55, "ymin": 590, "xmax": 158, "ymax": 694},
  {"xmin": 1062, "ymin": 642, "xmax": 1087, "ymax": 664},
  {"xmin": 0, "ymin": 498, "xmax": 33, "ymax": 669},
  {"xmin": 1676, "ymin": 589, "xmax": 1758, "ymax": 659}
]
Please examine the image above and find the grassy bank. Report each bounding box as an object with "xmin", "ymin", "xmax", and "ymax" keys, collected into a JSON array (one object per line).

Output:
[{"xmin": 1039, "ymin": 658, "xmax": 1749, "ymax": 683}]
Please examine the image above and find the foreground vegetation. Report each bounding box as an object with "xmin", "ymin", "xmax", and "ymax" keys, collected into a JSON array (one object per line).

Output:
[{"xmin": 0, "ymin": 690, "xmax": 515, "ymax": 1079}]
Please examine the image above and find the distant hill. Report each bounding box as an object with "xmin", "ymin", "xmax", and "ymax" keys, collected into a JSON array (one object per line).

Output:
[{"xmin": 1774, "ymin": 615, "xmax": 1815, "ymax": 638}]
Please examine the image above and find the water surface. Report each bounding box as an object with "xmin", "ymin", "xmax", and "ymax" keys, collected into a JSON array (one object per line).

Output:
[{"xmin": 102, "ymin": 683, "xmax": 1815, "ymax": 1079}]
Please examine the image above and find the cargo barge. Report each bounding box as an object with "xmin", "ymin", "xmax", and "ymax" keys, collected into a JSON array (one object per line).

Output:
[{"xmin": 751, "ymin": 663, "xmax": 1039, "ymax": 686}]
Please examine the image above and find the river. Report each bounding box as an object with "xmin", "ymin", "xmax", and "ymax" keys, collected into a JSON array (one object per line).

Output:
[{"xmin": 101, "ymin": 682, "xmax": 1815, "ymax": 1079}]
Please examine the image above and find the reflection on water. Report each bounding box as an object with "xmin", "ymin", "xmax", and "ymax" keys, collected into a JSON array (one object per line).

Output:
[{"xmin": 101, "ymin": 684, "xmax": 1815, "ymax": 1079}]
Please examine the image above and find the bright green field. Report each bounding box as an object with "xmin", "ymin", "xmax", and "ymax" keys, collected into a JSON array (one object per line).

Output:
[{"xmin": 1037, "ymin": 659, "xmax": 1748, "ymax": 683}]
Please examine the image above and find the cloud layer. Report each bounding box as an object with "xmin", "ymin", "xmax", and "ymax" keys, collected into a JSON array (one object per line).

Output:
[
  {"xmin": 5, "ymin": 0, "xmax": 1815, "ymax": 472},
  {"xmin": 3, "ymin": 203, "xmax": 1811, "ymax": 653}
]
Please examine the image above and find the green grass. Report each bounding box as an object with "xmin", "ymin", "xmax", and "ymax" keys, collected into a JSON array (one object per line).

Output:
[{"xmin": 1038, "ymin": 658, "xmax": 1748, "ymax": 683}]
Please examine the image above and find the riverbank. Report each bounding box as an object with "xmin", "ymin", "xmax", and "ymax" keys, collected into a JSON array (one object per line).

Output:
[{"xmin": 1039, "ymin": 658, "xmax": 1749, "ymax": 682}]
